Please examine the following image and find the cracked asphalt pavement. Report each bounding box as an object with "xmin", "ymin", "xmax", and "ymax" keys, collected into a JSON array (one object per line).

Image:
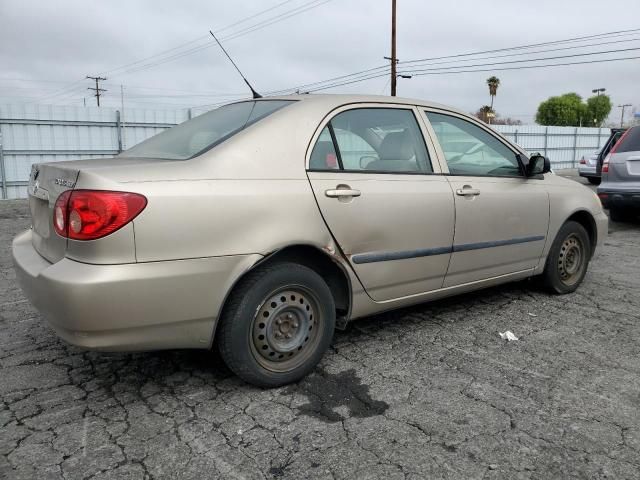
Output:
[{"xmin": 2, "ymin": 175, "xmax": 640, "ymax": 479}]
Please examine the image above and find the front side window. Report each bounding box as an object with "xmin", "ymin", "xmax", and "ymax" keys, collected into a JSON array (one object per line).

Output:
[
  {"xmin": 426, "ymin": 112, "xmax": 522, "ymax": 177},
  {"xmin": 121, "ymin": 100, "xmax": 294, "ymax": 160},
  {"xmin": 309, "ymin": 108, "xmax": 432, "ymax": 173}
]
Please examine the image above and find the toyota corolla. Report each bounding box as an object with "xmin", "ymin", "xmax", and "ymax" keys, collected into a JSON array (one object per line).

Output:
[{"xmin": 12, "ymin": 95, "xmax": 608, "ymax": 387}]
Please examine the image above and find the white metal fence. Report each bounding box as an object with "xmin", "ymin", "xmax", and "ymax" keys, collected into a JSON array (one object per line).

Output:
[
  {"xmin": 492, "ymin": 124, "xmax": 610, "ymax": 170},
  {"xmin": 0, "ymin": 104, "xmax": 611, "ymax": 200}
]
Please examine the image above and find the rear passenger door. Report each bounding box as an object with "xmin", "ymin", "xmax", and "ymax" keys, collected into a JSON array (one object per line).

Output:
[
  {"xmin": 422, "ymin": 110, "xmax": 550, "ymax": 287},
  {"xmin": 306, "ymin": 105, "xmax": 455, "ymax": 302}
]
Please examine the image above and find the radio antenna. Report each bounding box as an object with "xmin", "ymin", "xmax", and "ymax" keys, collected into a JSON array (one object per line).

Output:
[{"xmin": 209, "ymin": 31, "xmax": 262, "ymax": 99}]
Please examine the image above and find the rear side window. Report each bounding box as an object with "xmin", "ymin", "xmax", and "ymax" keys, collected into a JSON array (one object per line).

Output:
[
  {"xmin": 615, "ymin": 127, "xmax": 640, "ymax": 153},
  {"xmin": 309, "ymin": 127, "xmax": 339, "ymax": 170},
  {"xmin": 121, "ymin": 100, "xmax": 294, "ymax": 160},
  {"xmin": 308, "ymin": 108, "xmax": 432, "ymax": 173}
]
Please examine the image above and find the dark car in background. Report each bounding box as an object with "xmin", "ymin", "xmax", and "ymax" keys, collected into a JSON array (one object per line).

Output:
[
  {"xmin": 579, "ymin": 128, "xmax": 626, "ymax": 185},
  {"xmin": 598, "ymin": 126, "xmax": 640, "ymax": 221}
]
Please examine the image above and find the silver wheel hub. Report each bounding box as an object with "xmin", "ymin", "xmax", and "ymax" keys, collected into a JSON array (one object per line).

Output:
[
  {"xmin": 558, "ymin": 234, "xmax": 583, "ymax": 283},
  {"xmin": 253, "ymin": 289, "xmax": 316, "ymax": 363}
]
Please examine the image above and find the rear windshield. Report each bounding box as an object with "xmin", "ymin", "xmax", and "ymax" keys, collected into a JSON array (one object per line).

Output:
[
  {"xmin": 120, "ymin": 100, "xmax": 294, "ymax": 160},
  {"xmin": 616, "ymin": 127, "xmax": 640, "ymax": 153}
]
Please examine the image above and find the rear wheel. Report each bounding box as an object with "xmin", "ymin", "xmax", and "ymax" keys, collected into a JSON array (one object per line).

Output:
[
  {"xmin": 217, "ymin": 262, "xmax": 335, "ymax": 387},
  {"xmin": 540, "ymin": 221, "xmax": 591, "ymax": 294},
  {"xmin": 609, "ymin": 207, "xmax": 633, "ymax": 222},
  {"xmin": 587, "ymin": 177, "xmax": 601, "ymax": 185}
]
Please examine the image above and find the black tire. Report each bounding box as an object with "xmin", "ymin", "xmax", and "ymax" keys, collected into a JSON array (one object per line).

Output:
[
  {"xmin": 216, "ymin": 262, "xmax": 335, "ymax": 388},
  {"xmin": 608, "ymin": 207, "xmax": 632, "ymax": 222},
  {"xmin": 587, "ymin": 177, "xmax": 601, "ymax": 185},
  {"xmin": 540, "ymin": 221, "xmax": 591, "ymax": 294}
]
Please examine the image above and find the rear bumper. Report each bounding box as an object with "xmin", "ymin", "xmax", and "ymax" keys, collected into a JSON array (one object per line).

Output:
[
  {"xmin": 578, "ymin": 165, "xmax": 598, "ymax": 177},
  {"xmin": 596, "ymin": 189, "xmax": 640, "ymax": 210},
  {"xmin": 12, "ymin": 230, "xmax": 261, "ymax": 351}
]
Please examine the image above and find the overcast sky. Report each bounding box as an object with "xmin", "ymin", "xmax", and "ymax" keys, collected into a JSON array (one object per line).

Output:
[{"xmin": 1, "ymin": 0, "xmax": 638, "ymax": 124}]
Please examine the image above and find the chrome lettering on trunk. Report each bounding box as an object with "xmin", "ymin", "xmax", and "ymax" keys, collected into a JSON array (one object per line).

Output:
[{"xmin": 54, "ymin": 178, "xmax": 75, "ymax": 188}]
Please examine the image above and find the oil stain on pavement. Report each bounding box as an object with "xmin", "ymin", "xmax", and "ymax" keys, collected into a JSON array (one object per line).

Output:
[{"xmin": 286, "ymin": 368, "xmax": 389, "ymax": 422}]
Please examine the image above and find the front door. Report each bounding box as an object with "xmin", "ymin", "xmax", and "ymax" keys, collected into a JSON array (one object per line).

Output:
[
  {"xmin": 423, "ymin": 110, "xmax": 550, "ymax": 287},
  {"xmin": 306, "ymin": 105, "xmax": 455, "ymax": 301}
]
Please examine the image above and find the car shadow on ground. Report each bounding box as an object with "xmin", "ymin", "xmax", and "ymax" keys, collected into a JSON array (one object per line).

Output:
[
  {"xmin": 607, "ymin": 211, "xmax": 640, "ymax": 232},
  {"xmin": 83, "ymin": 278, "xmax": 535, "ymax": 391}
]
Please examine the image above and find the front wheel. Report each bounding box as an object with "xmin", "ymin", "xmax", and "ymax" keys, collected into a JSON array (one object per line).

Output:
[
  {"xmin": 539, "ymin": 221, "xmax": 591, "ymax": 294},
  {"xmin": 216, "ymin": 262, "xmax": 336, "ymax": 387}
]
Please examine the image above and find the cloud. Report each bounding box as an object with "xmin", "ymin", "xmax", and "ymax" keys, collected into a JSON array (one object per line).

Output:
[{"xmin": 0, "ymin": 0, "xmax": 638, "ymax": 123}]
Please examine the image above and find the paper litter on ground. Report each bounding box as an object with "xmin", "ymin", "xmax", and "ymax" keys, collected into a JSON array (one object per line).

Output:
[{"xmin": 499, "ymin": 330, "xmax": 519, "ymax": 341}]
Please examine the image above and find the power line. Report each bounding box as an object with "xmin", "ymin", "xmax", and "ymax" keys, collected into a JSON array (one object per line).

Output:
[
  {"xmin": 96, "ymin": 0, "xmax": 300, "ymax": 78},
  {"xmin": 267, "ymin": 28, "xmax": 640, "ymax": 95},
  {"xmin": 222, "ymin": 0, "xmax": 333, "ymax": 42},
  {"xmin": 400, "ymin": 46, "xmax": 640, "ymax": 75},
  {"xmin": 303, "ymin": 53, "xmax": 640, "ymax": 92},
  {"xmin": 265, "ymin": 63, "xmax": 389, "ymax": 95},
  {"xmin": 398, "ymin": 28, "xmax": 640, "ymax": 66},
  {"xmin": 26, "ymin": 0, "xmax": 332, "ymax": 104},
  {"xmin": 406, "ymin": 55, "xmax": 640, "ymax": 77},
  {"xmin": 398, "ymin": 36, "xmax": 640, "ymax": 70},
  {"xmin": 107, "ymin": 0, "xmax": 333, "ymax": 79},
  {"xmin": 14, "ymin": 26, "xmax": 640, "ymax": 107}
]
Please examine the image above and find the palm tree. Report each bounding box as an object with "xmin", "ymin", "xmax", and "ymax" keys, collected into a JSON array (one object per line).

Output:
[
  {"xmin": 487, "ymin": 76, "xmax": 500, "ymax": 110},
  {"xmin": 477, "ymin": 105, "xmax": 494, "ymax": 123}
]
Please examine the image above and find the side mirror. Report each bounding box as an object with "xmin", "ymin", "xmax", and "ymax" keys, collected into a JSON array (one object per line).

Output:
[{"xmin": 526, "ymin": 154, "xmax": 551, "ymax": 176}]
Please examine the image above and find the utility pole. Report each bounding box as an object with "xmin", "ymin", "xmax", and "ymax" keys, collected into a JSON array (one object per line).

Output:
[
  {"xmin": 120, "ymin": 85, "xmax": 127, "ymax": 150},
  {"xmin": 390, "ymin": 0, "xmax": 397, "ymax": 96},
  {"xmin": 87, "ymin": 76, "xmax": 107, "ymax": 107},
  {"xmin": 619, "ymin": 103, "xmax": 632, "ymax": 128}
]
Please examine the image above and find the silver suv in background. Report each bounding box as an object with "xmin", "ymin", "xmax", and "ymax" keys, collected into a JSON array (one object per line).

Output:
[
  {"xmin": 578, "ymin": 128, "xmax": 626, "ymax": 185},
  {"xmin": 598, "ymin": 126, "xmax": 640, "ymax": 221}
]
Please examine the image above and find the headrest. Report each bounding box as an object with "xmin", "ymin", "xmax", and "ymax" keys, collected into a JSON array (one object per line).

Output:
[{"xmin": 379, "ymin": 130, "xmax": 415, "ymax": 161}]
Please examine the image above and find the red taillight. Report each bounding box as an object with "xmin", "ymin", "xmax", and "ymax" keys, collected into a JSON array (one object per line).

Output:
[
  {"xmin": 602, "ymin": 154, "xmax": 610, "ymax": 174},
  {"xmin": 53, "ymin": 190, "xmax": 147, "ymax": 240},
  {"xmin": 579, "ymin": 157, "xmax": 586, "ymax": 164}
]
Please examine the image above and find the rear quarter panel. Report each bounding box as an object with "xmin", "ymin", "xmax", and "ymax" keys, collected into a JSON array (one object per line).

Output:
[{"xmin": 129, "ymin": 178, "xmax": 337, "ymax": 262}]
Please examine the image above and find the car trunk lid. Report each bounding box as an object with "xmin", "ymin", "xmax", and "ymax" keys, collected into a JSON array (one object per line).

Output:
[
  {"xmin": 28, "ymin": 163, "xmax": 80, "ymax": 263},
  {"xmin": 622, "ymin": 153, "xmax": 640, "ymax": 176}
]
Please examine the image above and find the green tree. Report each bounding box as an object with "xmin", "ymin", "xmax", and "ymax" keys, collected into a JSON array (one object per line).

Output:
[
  {"xmin": 586, "ymin": 95, "xmax": 612, "ymax": 127},
  {"xmin": 536, "ymin": 93, "xmax": 588, "ymax": 126},
  {"xmin": 487, "ymin": 76, "xmax": 500, "ymax": 110}
]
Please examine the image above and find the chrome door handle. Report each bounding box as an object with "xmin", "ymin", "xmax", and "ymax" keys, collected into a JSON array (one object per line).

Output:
[
  {"xmin": 325, "ymin": 188, "xmax": 361, "ymax": 198},
  {"xmin": 455, "ymin": 188, "xmax": 481, "ymax": 196}
]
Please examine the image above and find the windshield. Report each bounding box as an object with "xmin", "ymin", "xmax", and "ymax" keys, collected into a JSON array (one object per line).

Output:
[{"xmin": 120, "ymin": 100, "xmax": 294, "ymax": 160}]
